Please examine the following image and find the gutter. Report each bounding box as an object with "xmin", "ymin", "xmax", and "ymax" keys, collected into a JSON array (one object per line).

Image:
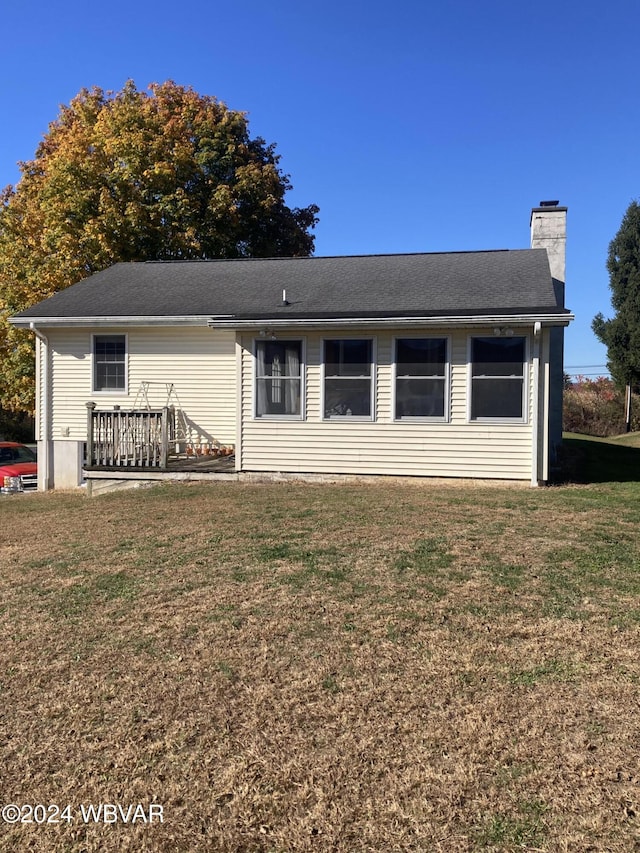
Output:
[
  {"xmin": 207, "ymin": 312, "xmax": 575, "ymax": 330},
  {"xmin": 29, "ymin": 323, "xmax": 50, "ymax": 491},
  {"xmin": 10, "ymin": 315, "xmax": 217, "ymax": 328},
  {"xmin": 10, "ymin": 311, "xmax": 575, "ymax": 330},
  {"xmin": 530, "ymin": 321, "xmax": 542, "ymax": 486}
]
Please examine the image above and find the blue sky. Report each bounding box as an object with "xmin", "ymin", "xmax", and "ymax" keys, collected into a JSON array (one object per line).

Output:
[{"xmin": 2, "ymin": 0, "xmax": 639, "ymax": 375}]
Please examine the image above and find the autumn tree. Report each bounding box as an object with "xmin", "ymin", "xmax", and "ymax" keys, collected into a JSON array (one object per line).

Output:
[
  {"xmin": 593, "ymin": 200, "xmax": 640, "ymax": 430},
  {"xmin": 0, "ymin": 80, "xmax": 318, "ymax": 412}
]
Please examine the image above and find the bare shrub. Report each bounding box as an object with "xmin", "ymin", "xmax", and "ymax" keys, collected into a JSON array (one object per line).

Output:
[{"xmin": 563, "ymin": 376, "xmax": 640, "ymax": 436}]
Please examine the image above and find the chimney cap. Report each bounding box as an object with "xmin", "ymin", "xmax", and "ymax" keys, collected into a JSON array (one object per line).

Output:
[{"xmin": 530, "ymin": 202, "xmax": 567, "ymax": 228}]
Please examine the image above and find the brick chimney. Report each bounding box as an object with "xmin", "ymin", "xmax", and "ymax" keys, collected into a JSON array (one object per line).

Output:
[
  {"xmin": 530, "ymin": 200, "xmax": 568, "ymax": 477},
  {"xmin": 530, "ymin": 200, "xmax": 567, "ymax": 293}
]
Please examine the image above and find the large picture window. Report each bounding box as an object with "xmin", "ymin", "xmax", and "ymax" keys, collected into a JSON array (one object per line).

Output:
[
  {"xmin": 395, "ymin": 338, "xmax": 447, "ymax": 419},
  {"xmin": 470, "ymin": 336, "xmax": 526, "ymax": 420},
  {"xmin": 323, "ymin": 339, "xmax": 373, "ymax": 418},
  {"xmin": 93, "ymin": 335, "xmax": 126, "ymax": 392},
  {"xmin": 255, "ymin": 340, "xmax": 303, "ymax": 418}
]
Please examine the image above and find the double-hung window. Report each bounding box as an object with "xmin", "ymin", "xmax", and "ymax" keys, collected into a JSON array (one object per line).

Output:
[
  {"xmin": 255, "ymin": 340, "xmax": 303, "ymax": 418},
  {"xmin": 93, "ymin": 334, "xmax": 127, "ymax": 392},
  {"xmin": 394, "ymin": 338, "xmax": 448, "ymax": 419},
  {"xmin": 323, "ymin": 339, "xmax": 374, "ymax": 419},
  {"xmin": 470, "ymin": 336, "xmax": 527, "ymax": 420}
]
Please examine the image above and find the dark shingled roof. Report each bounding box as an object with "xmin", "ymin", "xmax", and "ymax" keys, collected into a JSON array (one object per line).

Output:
[{"xmin": 12, "ymin": 249, "xmax": 568, "ymax": 321}]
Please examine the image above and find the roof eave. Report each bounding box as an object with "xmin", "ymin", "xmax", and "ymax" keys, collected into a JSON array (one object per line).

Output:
[
  {"xmin": 9, "ymin": 315, "xmax": 216, "ymax": 328},
  {"xmin": 11, "ymin": 311, "xmax": 574, "ymax": 330}
]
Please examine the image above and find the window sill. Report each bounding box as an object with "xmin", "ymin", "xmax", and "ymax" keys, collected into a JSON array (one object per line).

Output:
[
  {"xmin": 469, "ymin": 418, "xmax": 529, "ymax": 425},
  {"xmin": 253, "ymin": 415, "xmax": 304, "ymax": 421},
  {"xmin": 393, "ymin": 417, "xmax": 449, "ymax": 423},
  {"xmin": 322, "ymin": 416, "xmax": 374, "ymax": 422}
]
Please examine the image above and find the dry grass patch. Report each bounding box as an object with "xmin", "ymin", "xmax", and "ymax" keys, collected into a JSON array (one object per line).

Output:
[{"xmin": 1, "ymin": 479, "xmax": 640, "ymax": 851}]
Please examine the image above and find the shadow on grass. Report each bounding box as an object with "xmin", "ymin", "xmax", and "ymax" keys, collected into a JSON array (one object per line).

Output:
[{"xmin": 560, "ymin": 433, "xmax": 640, "ymax": 483}]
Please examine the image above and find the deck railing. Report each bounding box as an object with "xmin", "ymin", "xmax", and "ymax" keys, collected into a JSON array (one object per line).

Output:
[{"xmin": 86, "ymin": 403, "xmax": 175, "ymax": 468}]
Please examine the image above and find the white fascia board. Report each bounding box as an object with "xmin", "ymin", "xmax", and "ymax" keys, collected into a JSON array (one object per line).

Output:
[
  {"xmin": 11, "ymin": 311, "xmax": 575, "ymax": 330},
  {"xmin": 9, "ymin": 315, "xmax": 217, "ymax": 328},
  {"xmin": 207, "ymin": 312, "xmax": 575, "ymax": 330}
]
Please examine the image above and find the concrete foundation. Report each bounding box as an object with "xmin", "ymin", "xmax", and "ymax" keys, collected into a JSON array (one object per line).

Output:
[{"xmin": 52, "ymin": 441, "xmax": 85, "ymax": 489}]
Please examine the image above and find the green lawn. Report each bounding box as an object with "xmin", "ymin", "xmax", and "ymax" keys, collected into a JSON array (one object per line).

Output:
[{"xmin": 0, "ymin": 443, "xmax": 639, "ymax": 851}]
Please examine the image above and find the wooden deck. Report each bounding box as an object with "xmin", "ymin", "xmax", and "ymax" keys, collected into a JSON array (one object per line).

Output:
[
  {"xmin": 83, "ymin": 452, "xmax": 237, "ymax": 495},
  {"xmin": 85, "ymin": 403, "xmax": 236, "ymax": 477},
  {"xmin": 85, "ymin": 453, "xmax": 236, "ymax": 474}
]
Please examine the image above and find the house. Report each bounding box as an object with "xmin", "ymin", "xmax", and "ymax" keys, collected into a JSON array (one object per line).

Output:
[{"xmin": 10, "ymin": 201, "xmax": 572, "ymax": 491}]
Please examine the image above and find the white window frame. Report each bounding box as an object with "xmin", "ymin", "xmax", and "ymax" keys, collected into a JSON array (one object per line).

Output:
[
  {"xmin": 91, "ymin": 333, "xmax": 128, "ymax": 395},
  {"xmin": 392, "ymin": 335, "xmax": 450, "ymax": 422},
  {"xmin": 321, "ymin": 337, "xmax": 376, "ymax": 421},
  {"xmin": 467, "ymin": 334, "xmax": 529, "ymax": 423},
  {"xmin": 253, "ymin": 338, "xmax": 306, "ymax": 420}
]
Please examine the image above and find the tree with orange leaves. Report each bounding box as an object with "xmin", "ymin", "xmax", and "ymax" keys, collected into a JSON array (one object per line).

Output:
[{"xmin": 0, "ymin": 80, "xmax": 318, "ymax": 412}]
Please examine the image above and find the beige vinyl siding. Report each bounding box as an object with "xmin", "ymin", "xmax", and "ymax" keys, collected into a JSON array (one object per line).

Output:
[
  {"xmin": 240, "ymin": 328, "xmax": 534, "ymax": 480},
  {"xmin": 46, "ymin": 326, "xmax": 237, "ymax": 445}
]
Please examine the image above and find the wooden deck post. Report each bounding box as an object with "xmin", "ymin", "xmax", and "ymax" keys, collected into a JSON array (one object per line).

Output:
[
  {"xmin": 160, "ymin": 406, "xmax": 170, "ymax": 468},
  {"xmin": 86, "ymin": 402, "xmax": 96, "ymax": 466}
]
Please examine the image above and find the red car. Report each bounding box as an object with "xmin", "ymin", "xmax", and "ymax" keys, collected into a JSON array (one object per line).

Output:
[{"xmin": 0, "ymin": 442, "xmax": 38, "ymax": 494}]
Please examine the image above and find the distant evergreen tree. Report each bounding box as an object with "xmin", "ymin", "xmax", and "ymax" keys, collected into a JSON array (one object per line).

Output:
[{"xmin": 593, "ymin": 200, "xmax": 640, "ymax": 429}]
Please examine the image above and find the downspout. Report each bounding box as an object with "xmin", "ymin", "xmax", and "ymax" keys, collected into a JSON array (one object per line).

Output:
[
  {"xmin": 530, "ymin": 322, "xmax": 542, "ymax": 487},
  {"xmin": 29, "ymin": 323, "xmax": 50, "ymax": 491},
  {"xmin": 234, "ymin": 336, "xmax": 243, "ymax": 472}
]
